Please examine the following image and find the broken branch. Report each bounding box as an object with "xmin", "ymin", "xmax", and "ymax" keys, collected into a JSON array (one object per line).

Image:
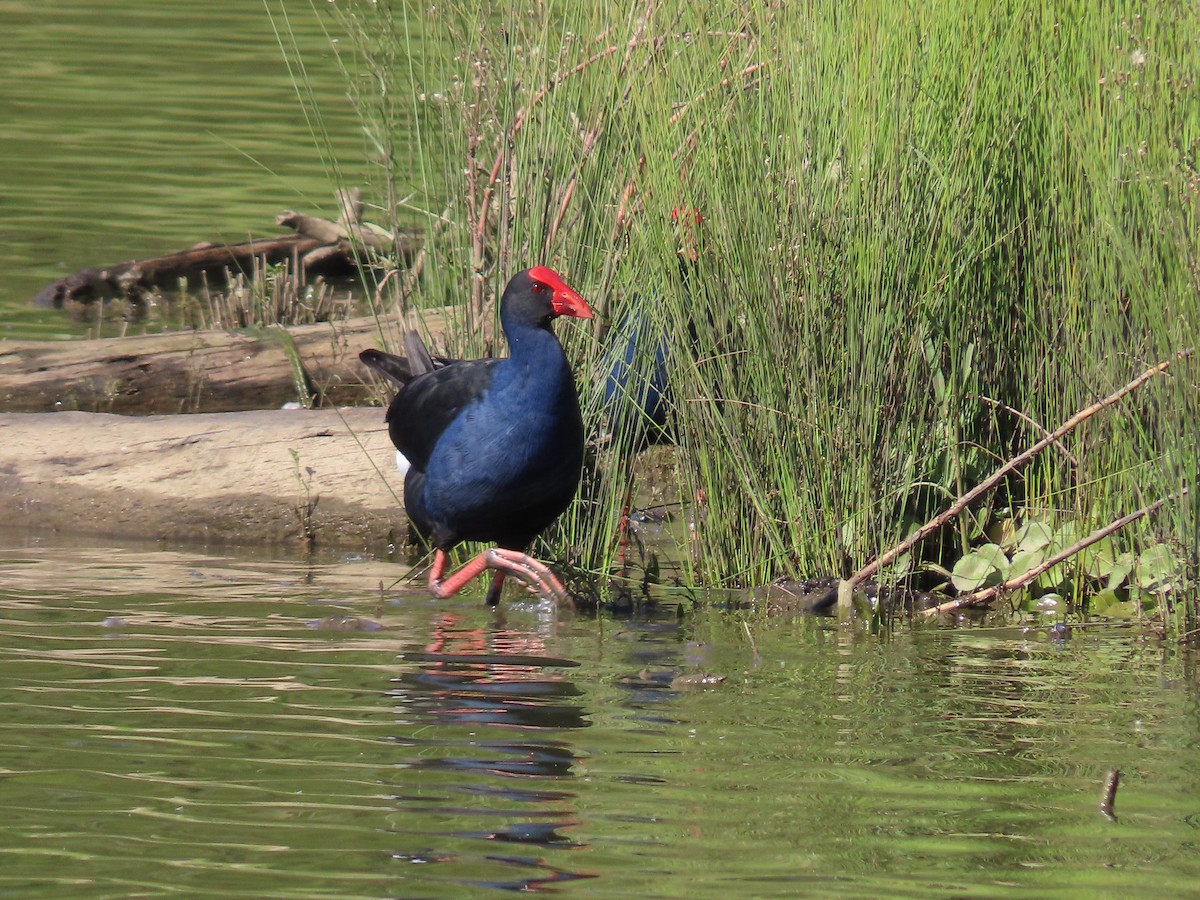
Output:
[{"xmin": 847, "ymin": 349, "xmax": 1193, "ymax": 595}]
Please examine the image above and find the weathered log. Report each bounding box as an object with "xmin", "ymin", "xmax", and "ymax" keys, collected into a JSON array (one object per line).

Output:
[
  {"xmin": 0, "ymin": 312, "xmax": 448, "ymax": 415},
  {"xmin": 34, "ymin": 234, "xmax": 314, "ymax": 309},
  {"xmin": 32, "ymin": 232, "xmax": 423, "ymax": 310},
  {"xmin": 0, "ymin": 408, "xmax": 407, "ymax": 549},
  {"xmin": 33, "ymin": 191, "xmax": 422, "ymax": 309}
]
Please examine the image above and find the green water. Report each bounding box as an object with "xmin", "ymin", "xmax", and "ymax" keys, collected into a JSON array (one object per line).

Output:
[
  {"xmin": 0, "ymin": 0, "xmax": 365, "ymax": 339},
  {"xmin": 4, "ymin": 4, "xmax": 1200, "ymax": 895},
  {"xmin": 1, "ymin": 536, "xmax": 1198, "ymax": 897}
]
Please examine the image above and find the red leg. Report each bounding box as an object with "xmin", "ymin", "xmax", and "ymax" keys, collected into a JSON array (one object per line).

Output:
[
  {"xmin": 427, "ymin": 548, "xmax": 573, "ymax": 610},
  {"xmin": 609, "ymin": 480, "xmax": 636, "ymax": 575},
  {"xmin": 483, "ymin": 570, "xmax": 506, "ymax": 607},
  {"xmin": 427, "ymin": 548, "xmax": 489, "ymax": 597}
]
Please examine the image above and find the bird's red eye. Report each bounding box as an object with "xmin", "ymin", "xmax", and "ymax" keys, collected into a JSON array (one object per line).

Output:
[{"xmin": 531, "ymin": 282, "xmax": 546, "ymax": 293}]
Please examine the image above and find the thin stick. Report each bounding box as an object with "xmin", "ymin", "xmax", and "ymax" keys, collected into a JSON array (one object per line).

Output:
[
  {"xmin": 667, "ymin": 61, "xmax": 769, "ymax": 126},
  {"xmin": 593, "ymin": 155, "xmax": 646, "ymax": 333},
  {"xmin": 466, "ymin": 130, "xmax": 485, "ymax": 320},
  {"xmin": 544, "ymin": 114, "xmax": 604, "ymax": 255},
  {"xmin": 477, "ymin": 20, "xmax": 756, "ymax": 270},
  {"xmin": 849, "ymin": 350, "xmax": 1192, "ymax": 590},
  {"xmin": 978, "ymin": 394, "xmax": 1080, "ymax": 467},
  {"xmin": 473, "ymin": 44, "xmax": 624, "ymax": 258},
  {"xmin": 1100, "ymin": 769, "xmax": 1121, "ymax": 821},
  {"xmin": 920, "ymin": 487, "xmax": 1187, "ymax": 618}
]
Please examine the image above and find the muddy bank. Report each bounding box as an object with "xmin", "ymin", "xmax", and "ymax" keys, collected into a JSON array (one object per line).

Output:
[{"xmin": 0, "ymin": 408, "xmax": 406, "ymax": 549}]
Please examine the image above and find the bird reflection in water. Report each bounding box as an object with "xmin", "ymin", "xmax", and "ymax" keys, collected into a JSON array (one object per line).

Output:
[{"xmin": 385, "ymin": 612, "xmax": 596, "ymax": 891}]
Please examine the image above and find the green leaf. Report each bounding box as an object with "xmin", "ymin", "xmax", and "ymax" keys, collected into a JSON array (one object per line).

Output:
[
  {"xmin": 1126, "ymin": 587, "xmax": 1163, "ymax": 614},
  {"xmin": 1033, "ymin": 562, "xmax": 1070, "ymax": 594},
  {"xmin": 988, "ymin": 516, "xmax": 1019, "ymax": 551},
  {"xmin": 1135, "ymin": 544, "xmax": 1180, "ymax": 592},
  {"xmin": 1014, "ymin": 521, "xmax": 1054, "ymax": 553},
  {"xmin": 1080, "ymin": 542, "xmax": 1123, "ymax": 585},
  {"xmin": 1009, "ymin": 548, "xmax": 1047, "ymax": 582},
  {"xmin": 961, "ymin": 342, "xmax": 976, "ymax": 378},
  {"xmin": 1091, "ymin": 587, "xmax": 1136, "ymax": 619},
  {"xmin": 1105, "ymin": 552, "xmax": 1136, "ymax": 590},
  {"xmin": 924, "ymin": 339, "xmax": 947, "ymax": 406},
  {"xmin": 951, "ymin": 544, "xmax": 1010, "ymax": 592}
]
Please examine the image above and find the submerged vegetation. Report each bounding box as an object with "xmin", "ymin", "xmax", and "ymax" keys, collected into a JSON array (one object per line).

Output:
[{"xmin": 321, "ymin": 0, "xmax": 1199, "ymax": 628}]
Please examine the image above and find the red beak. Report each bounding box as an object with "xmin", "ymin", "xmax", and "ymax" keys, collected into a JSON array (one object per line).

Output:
[{"xmin": 529, "ymin": 265, "xmax": 594, "ymax": 319}]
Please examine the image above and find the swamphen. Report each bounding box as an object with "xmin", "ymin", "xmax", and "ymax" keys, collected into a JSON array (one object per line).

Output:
[
  {"xmin": 601, "ymin": 211, "xmax": 704, "ymax": 451},
  {"xmin": 599, "ymin": 247, "xmax": 708, "ymax": 568},
  {"xmin": 599, "ymin": 294, "xmax": 689, "ymax": 572},
  {"xmin": 602, "ymin": 295, "xmax": 672, "ymax": 448},
  {"xmin": 360, "ymin": 266, "xmax": 594, "ymax": 607}
]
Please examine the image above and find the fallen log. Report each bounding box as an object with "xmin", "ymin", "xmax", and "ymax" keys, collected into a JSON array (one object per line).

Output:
[
  {"xmin": 32, "ymin": 189, "xmax": 422, "ymax": 310},
  {"xmin": 34, "ymin": 234, "xmax": 323, "ymax": 309},
  {"xmin": 0, "ymin": 311, "xmax": 449, "ymax": 415},
  {"xmin": 0, "ymin": 408, "xmax": 407, "ymax": 549}
]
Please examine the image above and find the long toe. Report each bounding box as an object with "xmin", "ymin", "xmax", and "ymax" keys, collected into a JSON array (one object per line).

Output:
[{"xmin": 485, "ymin": 548, "xmax": 572, "ymax": 609}]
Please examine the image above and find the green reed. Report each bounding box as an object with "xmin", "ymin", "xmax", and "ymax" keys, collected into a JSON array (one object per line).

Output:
[{"xmin": 324, "ymin": 0, "xmax": 1198, "ymax": 621}]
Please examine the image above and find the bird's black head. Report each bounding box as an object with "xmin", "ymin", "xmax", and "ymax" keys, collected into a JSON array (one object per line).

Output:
[{"xmin": 501, "ymin": 267, "xmax": 594, "ymax": 330}]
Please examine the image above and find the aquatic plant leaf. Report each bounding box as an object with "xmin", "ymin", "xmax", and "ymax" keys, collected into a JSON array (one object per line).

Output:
[
  {"xmin": 1091, "ymin": 587, "xmax": 1137, "ymax": 619},
  {"xmin": 1014, "ymin": 521, "xmax": 1054, "ymax": 553},
  {"xmin": 1079, "ymin": 541, "xmax": 1134, "ymax": 588},
  {"xmin": 1105, "ymin": 552, "xmax": 1137, "ymax": 590},
  {"xmin": 1135, "ymin": 544, "xmax": 1180, "ymax": 592},
  {"xmin": 951, "ymin": 544, "xmax": 1009, "ymax": 592},
  {"xmin": 923, "ymin": 338, "xmax": 947, "ymax": 407},
  {"xmin": 988, "ymin": 516, "xmax": 1019, "ymax": 551},
  {"xmin": 1033, "ymin": 563, "xmax": 1070, "ymax": 594},
  {"xmin": 1008, "ymin": 548, "xmax": 1047, "ymax": 582}
]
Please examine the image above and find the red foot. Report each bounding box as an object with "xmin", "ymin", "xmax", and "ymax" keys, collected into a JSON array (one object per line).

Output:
[{"xmin": 427, "ymin": 548, "xmax": 573, "ymax": 610}]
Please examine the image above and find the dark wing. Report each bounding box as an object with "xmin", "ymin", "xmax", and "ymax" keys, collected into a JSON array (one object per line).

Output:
[
  {"xmin": 360, "ymin": 330, "xmax": 446, "ymax": 387},
  {"xmin": 361, "ymin": 348, "xmax": 422, "ymax": 386},
  {"xmin": 386, "ymin": 357, "xmax": 501, "ymax": 471},
  {"xmin": 601, "ymin": 295, "xmax": 675, "ymax": 450},
  {"xmin": 401, "ymin": 329, "xmax": 437, "ymax": 376}
]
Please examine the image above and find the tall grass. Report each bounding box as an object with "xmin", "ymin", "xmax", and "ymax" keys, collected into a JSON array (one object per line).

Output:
[{"xmin": 325, "ymin": 0, "xmax": 1199, "ymax": 620}]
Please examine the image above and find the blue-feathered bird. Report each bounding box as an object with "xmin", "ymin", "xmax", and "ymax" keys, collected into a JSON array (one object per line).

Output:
[{"xmin": 360, "ymin": 266, "xmax": 593, "ymax": 607}]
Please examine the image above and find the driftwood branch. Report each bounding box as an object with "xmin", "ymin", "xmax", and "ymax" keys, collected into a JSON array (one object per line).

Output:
[
  {"xmin": 34, "ymin": 192, "xmax": 421, "ymax": 310},
  {"xmin": 920, "ymin": 487, "xmax": 1188, "ymax": 619},
  {"xmin": 846, "ymin": 350, "xmax": 1192, "ymax": 597},
  {"xmin": 276, "ymin": 211, "xmax": 348, "ymax": 245}
]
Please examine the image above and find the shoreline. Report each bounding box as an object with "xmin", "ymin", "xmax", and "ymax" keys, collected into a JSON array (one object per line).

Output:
[{"xmin": 0, "ymin": 408, "xmax": 406, "ymax": 550}]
